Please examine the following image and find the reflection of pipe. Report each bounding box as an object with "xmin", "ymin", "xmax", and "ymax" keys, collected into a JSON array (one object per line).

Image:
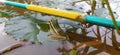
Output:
[{"xmin": 1, "ymin": 1, "xmax": 120, "ymax": 28}]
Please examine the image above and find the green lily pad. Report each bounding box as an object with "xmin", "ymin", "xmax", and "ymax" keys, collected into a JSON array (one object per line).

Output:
[{"xmin": 5, "ymin": 16, "xmax": 50, "ymax": 43}]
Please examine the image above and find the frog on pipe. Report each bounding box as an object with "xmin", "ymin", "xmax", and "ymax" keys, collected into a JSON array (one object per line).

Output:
[{"xmin": 0, "ymin": 0, "xmax": 120, "ymax": 29}]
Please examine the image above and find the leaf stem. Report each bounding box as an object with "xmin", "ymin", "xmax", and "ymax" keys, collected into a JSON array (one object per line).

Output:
[{"xmin": 104, "ymin": 0, "xmax": 120, "ymax": 35}]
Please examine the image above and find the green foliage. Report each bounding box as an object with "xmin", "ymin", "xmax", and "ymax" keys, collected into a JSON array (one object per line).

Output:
[
  {"xmin": 69, "ymin": 49, "xmax": 77, "ymax": 55},
  {"xmin": 101, "ymin": 0, "xmax": 105, "ymax": 4},
  {"xmin": 5, "ymin": 15, "xmax": 50, "ymax": 43},
  {"xmin": 37, "ymin": 20, "xmax": 50, "ymax": 32},
  {"xmin": 0, "ymin": 10, "xmax": 15, "ymax": 17}
]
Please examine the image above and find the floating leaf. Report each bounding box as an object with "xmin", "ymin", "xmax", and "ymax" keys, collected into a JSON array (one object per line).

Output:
[
  {"xmin": 5, "ymin": 15, "xmax": 60, "ymax": 45},
  {"xmin": 5, "ymin": 16, "xmax": 50, "ymax": 43},
  {"xmin": 5, "ymin": 16, "xmax": 40, "ymax": 42},
  {"xmin": 37, "ymin": 31, "xmax": 59, "ymax": 45}
]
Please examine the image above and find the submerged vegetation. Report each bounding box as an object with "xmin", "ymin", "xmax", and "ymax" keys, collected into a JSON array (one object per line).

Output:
[{"xmin": 0, "ymin": 0, "xmax": 120, "ymax": 55}]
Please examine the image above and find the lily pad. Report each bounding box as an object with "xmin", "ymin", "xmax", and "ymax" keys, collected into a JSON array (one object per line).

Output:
[{"xmin": 5, "ymin": 16, "xmax": 50, "ymax": 43}]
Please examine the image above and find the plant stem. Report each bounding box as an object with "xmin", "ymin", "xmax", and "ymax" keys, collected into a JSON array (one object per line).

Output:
[
  {"xmin": 91, "ymin": 0, "xmax": 96, "ymax": 15},
  {"xmin": 104, "ymin": 0, "xmax": 120, "ymax": 35},
  {"xmin": 101, "ymin": 0, "xmax": 105, "ymax": 8}
]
